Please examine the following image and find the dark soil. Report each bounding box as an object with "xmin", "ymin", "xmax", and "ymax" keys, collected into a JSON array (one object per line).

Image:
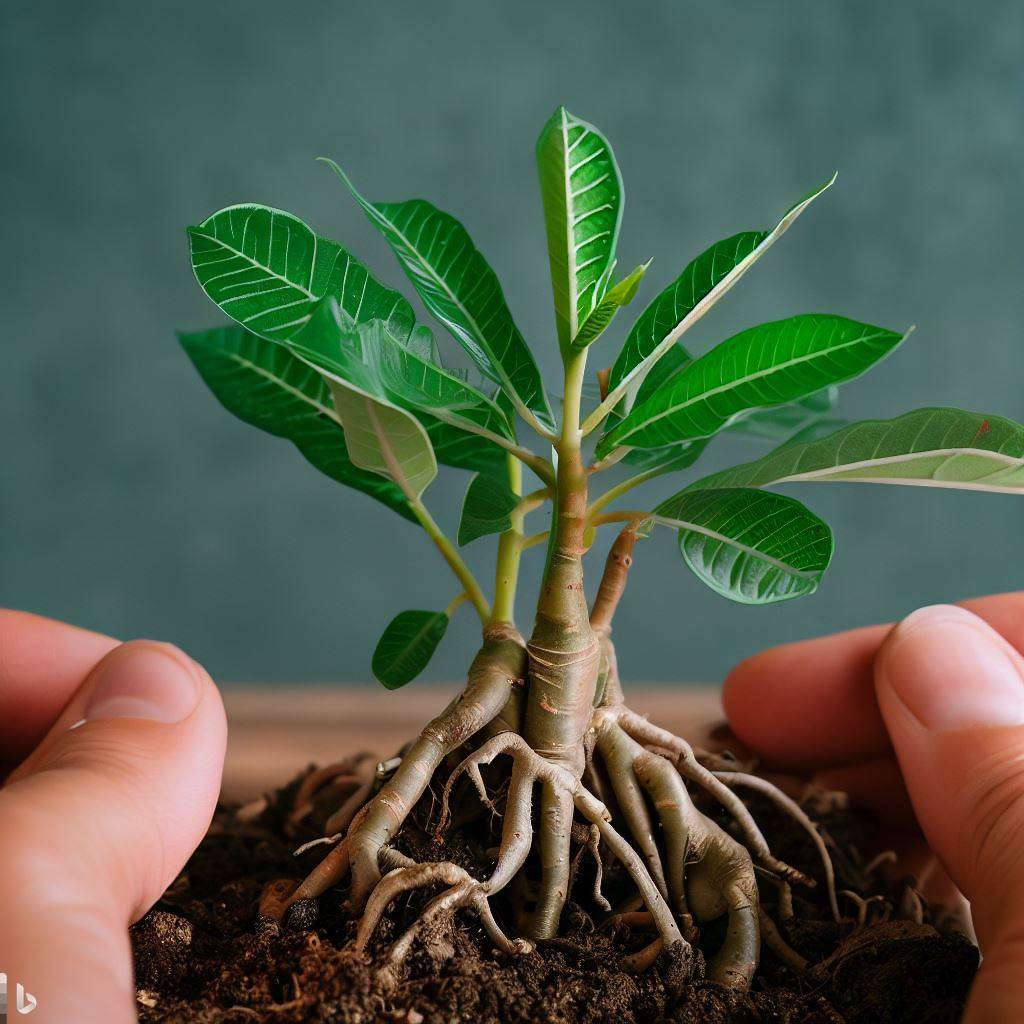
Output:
[{"xmin": 132, "ymin": 754, "xmax": 978, "ymax": 1023}]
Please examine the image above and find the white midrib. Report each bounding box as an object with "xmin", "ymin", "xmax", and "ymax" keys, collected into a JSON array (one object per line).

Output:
[
  {"xmin": 774, "ymin": 447, "xmax": 1024, "ymax": 492},
  {"xmin": 613, "ymin": 327, "xmax": 893, "ymax": 446},
  {"xmin": 650, "ymin": 514, "xmax": 820, "ymax": 578},
  {"xmin": 561, "ymin": 107, "xmax": 579, "ymax": 342}
]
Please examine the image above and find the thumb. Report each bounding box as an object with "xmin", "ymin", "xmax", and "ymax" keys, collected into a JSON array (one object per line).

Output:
[
  {"xmin": 875, "ymin": 604, "xmax": 1024, "ymax": 1024},
  {"xmin": 0, "ymin": 640, "xmax": 227, "ymax": 1024}
]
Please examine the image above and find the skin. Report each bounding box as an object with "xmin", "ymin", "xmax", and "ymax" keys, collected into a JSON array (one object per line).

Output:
[
  {"xmin": 724, "ymin": 591, "xmax": 1024, "ymax": 1024},
  {"xmin": 0, "ymin": 610, "xmax": 227, "ymax": 1024}
]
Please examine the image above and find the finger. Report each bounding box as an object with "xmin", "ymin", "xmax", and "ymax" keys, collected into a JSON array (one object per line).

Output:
[
  {"xmin": 0, "ymin": 609, "xmax": 118, "ymax": 760},
  {"xmin": 722, "ymin": 591, "xmax": 1024, "ymax": 769},
  {"xmin": 874, "ymin": 604, "xmax": 1024, "ymax": 1023},
  {"xmin": 0, "ymin": 640, "xmax": 227, "ymax": 1024}
]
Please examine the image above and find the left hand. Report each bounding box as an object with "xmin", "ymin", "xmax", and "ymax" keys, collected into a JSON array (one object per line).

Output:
[{"xmin": 0, "ymin": 610, "xmax": 227, "ymax": 1024}]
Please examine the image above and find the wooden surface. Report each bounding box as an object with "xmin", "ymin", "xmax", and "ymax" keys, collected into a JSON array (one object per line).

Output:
[{"xmin": 221, "ymin": 685, "xmax": 723, "ymax": 801}]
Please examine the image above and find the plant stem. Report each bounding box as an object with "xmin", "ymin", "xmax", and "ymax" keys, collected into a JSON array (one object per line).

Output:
[
  {"xmin": 587, "ymin": 446, "xmax": 629, "ymax": 474},
  {"xmin": 445, "ymin": 591, "xmax": 470, "ymax": 617},
  {"xmin": 519, "ymin": 530, "xmax": 549, "ymax": 552},
  {"xmin": 507, "ymin": 444, "xmax": 556, "ymax": 487},
  {"xmin": 590, "ymin": 510, "xmax": 649, "ymax": 528},
  {"xmin": 523, "ymin": 347, "xmax": 598, "ymax": 769},
  {"xmin": 491, "ymin": 455, "xmax": 524, "ymax": 626},
  {"xmin": 587, "ymin": 465, "xmax": 667, "ymax": 522},
  {"xmin": 409, "ymin": 497, "xmax": 491, "ymax": 625}
]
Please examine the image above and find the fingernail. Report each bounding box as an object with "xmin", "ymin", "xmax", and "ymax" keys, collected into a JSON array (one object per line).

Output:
[
  {"xmin": 83, "ymin": 643, "xmax": 202, "ymax": 724},
  {"xmin": 881, "ymin": 605, "xmax": 1024, "ymax": 730}
]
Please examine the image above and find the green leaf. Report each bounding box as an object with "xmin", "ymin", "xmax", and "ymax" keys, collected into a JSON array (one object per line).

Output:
[
  {"xmin": 726, "ymin": 387, "xmax": 840, "ymax": 441},
  {"xmin": 605, "ymin": 175, "xmax": 836, "ymax": 411},
  {"xmin": 458, "ymin": 472, "xmax": 520, "ymax": 545},
  {"xmin": 282, "ymin": 305, "xmax": 437, "ymax": 498},
  {"xmin": 372, "ymin": 609, "xmax": 449, "ymax": 689},
  {"xmin": 571, "ymin": 261, "xmax": 651, "ymax": 350},
  {"xmin": 690, "ymin": 408, "xmax": 1024, "ymax": 495},
  {"xmin": 329, "ymin": 380, "xmax": 437, "ymax": 499},
  {"xmin": 179, "ymin": 325, "xmax": 415, "ymax": 521},
  {"xmin": 598, "ymin": 315, "xmax": 907, "ymax": 457},
  {"xmin": 536, "ymin": 107, "xmax": 624, "ymax": 349},
  {"xmin": 287, "ymin": 299, "xmax": 510, "ymax": 475},
  {"xmin": 188, "ymin": 205, "xmax": 415, "ymax": 343},
  {"xmin": 323, "ymin": 160, "xmax": 554, "ymax": 432},
  {"xmin": 633, "ymin": 341, "xmax": 691, "ymax": 407},
  {"xmin": 651, "ymin": 487, "xmax": 833, "ymax": 604}
]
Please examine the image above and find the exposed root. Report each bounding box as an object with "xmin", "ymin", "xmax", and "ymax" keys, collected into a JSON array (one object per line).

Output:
[
  {"xmin": 841, "ymin": 889, "xmax": 890, "ymax": 926},
  {"xmin": 295, "ymin": 627, "xmax": 527, "ymax": 909},
  {"xmin": 758, "ymin": 906, "xmax": 808, "ymax": 972},
  {"xmin": 622, "ymin": 937, "xmax": 664, "ymax": 973},
  {"xmin": 569, "ymin": 821, "xmax": 611, "ymax": 912},
  {"xmin": 439, "ymin": 732, "xmax": 684, "ymax": 951},
  {"xmin": 607, "ymin": 706, "xmax": 812, "ymax": 887},
  {"xmin": 288, "ymin": 633, "xmax": 839, "ymax": 994},
  {"xmin": 863, "ymin": 849, "xmax": 898, "ymax": 877},
  {"xmin": 288, "ymin": 757, "xmax": 371, "ymax": 832},
  {"xmin": 714, "ymin": 770, "xmax": 840, "ymax": 922}
]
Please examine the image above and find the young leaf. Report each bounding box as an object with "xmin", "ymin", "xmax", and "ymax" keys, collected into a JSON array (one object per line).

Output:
[
  {"xmin": 571, "ymin": 261, "xmax": 651, "ymax": 350},
  {"xmin": 458, "ymin": 472, "xmax": 520, "ymax": 545},
  {"xmin": 322, "ymin": 160, "xmax": 554, "ymax": 432},
  {"xmin": 652, "ymin": 487, "xmax": 833, "ymax": 604},
  {"xmin": 372, "ymin": 609, "xmax": 449, "ymax": 689},
  {"xmin": 285, "ymin": 306, "xmax": 437, "ymax": 499},
  {"xmin": 598, "ymin": 315, "xmax": 907, "ymax": 457},
  {"xmin": 287, "ymin": 299, "xmax": 511, "ymax": 475},
  {"xmin": 329, "ymin": 380, "xmax": 437, "ymax": 499},
  {"xmin": 600, "ymin": 175, "xmax": 836, "ymax": 417},
  {"xmin": 536, "ymin": 107, "xmax": 624, "ymax": 350},
  {"xmin": 188, "ymin": 205, "xmax": 414, "ymax": 343},
  {"xmin": 690, "ymin": 408, "xmax": 1024, "ymax": 494},
  {"xmin": 179, "ymin": 325, "xmax": 415, "ymax": 521}
]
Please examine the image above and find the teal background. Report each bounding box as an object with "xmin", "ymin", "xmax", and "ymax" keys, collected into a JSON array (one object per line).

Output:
[{"xmin": 2, "ymin": 1, "xmax": 1022, "ymax": 684}]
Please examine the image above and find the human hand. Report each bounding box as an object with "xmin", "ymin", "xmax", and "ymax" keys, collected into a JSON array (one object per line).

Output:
[
  {"xmin": 723, "ymin": 593, "xmax": 1024, "ymax": 1024},
  {"xmin": 0, "ymin": 611, "xmax": 226, "ymax": 1024}
]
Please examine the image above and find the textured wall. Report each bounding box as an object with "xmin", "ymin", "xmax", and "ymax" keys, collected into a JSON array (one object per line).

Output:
[{"xmin": 2, "ymin": 1, "xmax": 1022, "ymax": 684}]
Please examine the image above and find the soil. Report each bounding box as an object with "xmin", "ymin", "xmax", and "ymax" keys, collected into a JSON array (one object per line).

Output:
[{"xmin": 132, "ymin": 751, "xmax": 978, "ymax": 1023}]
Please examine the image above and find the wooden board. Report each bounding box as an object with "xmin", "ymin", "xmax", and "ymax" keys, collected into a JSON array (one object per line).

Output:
[{"xmin": 221, "ymin": 685, "xmax": 723, "ymax": 801}]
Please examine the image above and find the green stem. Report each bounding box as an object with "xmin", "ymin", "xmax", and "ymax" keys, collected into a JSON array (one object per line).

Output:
[
  {"xmin": 591, "ymin": 510, "xmax": 649, "ymax": 528},
  {"xmin": 445, "ymin": 591, "xmax": 470, "ymax": 617},
  {"xmin": 506, "ymin": 444, "xmax": 556, "ymax": 487},
  {"xmin": 588, "ymin": 446, "xmax": 629, "ymax": 474},
  {"xmin": 587, "ymin": 465, "xmax": 666, "ymax": 522},
  {"xmin": 491, "ymin": 455, "xmax": 524, "ymax": 626},
  {"xmin": 409, "ymin": 497, "xmax": 491, "ymax": 625}
]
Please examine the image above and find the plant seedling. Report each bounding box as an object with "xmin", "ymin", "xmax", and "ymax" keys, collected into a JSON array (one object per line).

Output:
[{"xmin": 180, "ymin": 106, "xmax": 1023, "ymax": 989}]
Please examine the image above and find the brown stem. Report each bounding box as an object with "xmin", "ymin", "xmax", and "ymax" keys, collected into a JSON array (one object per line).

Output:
[
  {"xmin": 590, "ymin": 525, "xmax": 638, "ymax": 634},
  {"xmin": 524, "ymin": 439, "xmax": 599, "ymax": 776}
]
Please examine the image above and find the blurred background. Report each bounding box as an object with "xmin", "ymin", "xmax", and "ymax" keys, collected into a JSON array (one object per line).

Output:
[{"xmin": 2, "ymin": 1, "xmax": 1021, "ymax": 685}]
